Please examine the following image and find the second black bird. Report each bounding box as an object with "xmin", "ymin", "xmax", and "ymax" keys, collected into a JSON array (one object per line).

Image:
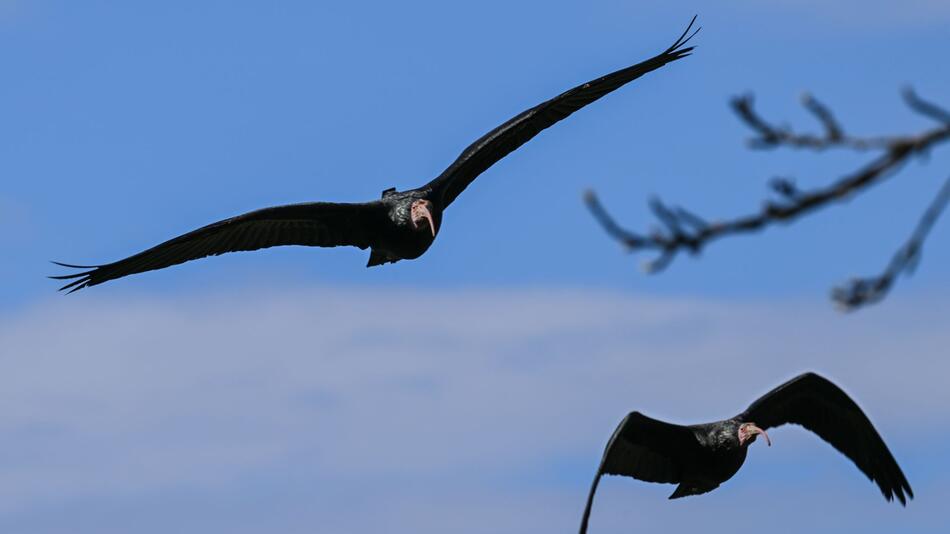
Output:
[{"xmin": 579, "ymin": 372, "xmax": 912, "ymax": 534}]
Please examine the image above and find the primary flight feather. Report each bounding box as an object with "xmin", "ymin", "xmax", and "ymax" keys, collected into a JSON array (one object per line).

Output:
[{"xmin": 52, "ymin": 18, "xmax": 699, "ymax": 292}]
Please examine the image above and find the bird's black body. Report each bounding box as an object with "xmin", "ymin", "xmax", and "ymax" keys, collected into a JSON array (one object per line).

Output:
[
  {"xmin": 365, "ymin": 188, "xmax": 442, "ymax": 266},
  {"xmin": 668, "ymin": 420, "xmax": 748, "ymax": 498},
  {"xmin": 52, "ymin": 18, "xmax": 698, "ymax": 292},
  {"xmin": 579, "ymin": 373, "xmax": 912, "ymax": 534}
]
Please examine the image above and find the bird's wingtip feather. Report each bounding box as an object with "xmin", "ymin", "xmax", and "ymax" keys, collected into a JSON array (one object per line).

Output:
[
  {"xmin": 50, "ymin": 261, "xmax": 102, "ymax": 293},
  {"xmin": 667, "ymin": 15, "xmax": 701, "ymax": 53},
  {"xmin": 48, "ymin": 272, "xmax": 89, "ymax": 280},
  {"xmin": 57, "ymin": 277, "xmax": 88, "ymax": 293},
  {"xmin": 51, "ymin": 260, "xmax": 101, "ymax": 269}
]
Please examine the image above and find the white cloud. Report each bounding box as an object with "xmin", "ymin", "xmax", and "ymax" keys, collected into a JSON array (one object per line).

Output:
[{"xmin": 0, "ymin": 287, "xmax": 945, "ymax": 532}]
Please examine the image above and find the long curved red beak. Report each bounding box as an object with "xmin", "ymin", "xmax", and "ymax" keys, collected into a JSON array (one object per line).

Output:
[
  {"xmin": 420, "ymin": 205, "xmax": 436, "ymax": 237},
  {"xmin": 741, "ymin": 423, "xmax": 771, "ymax": 447},
  {"xmin": 413, "ymin": 202, "xmax": 436, "ymax": 237}
]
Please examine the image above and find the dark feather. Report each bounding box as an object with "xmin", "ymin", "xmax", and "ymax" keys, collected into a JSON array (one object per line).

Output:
[
  {"xmin": 426, "ymin": 17, "xmax": 699, "ymax": 208},
  {"xmin": 51, "ymin": 201, "xmax": 390, "ymax": 292},
  {"xmin": 579, "ymin": 411, "xmax": 700, "ymax": 534},
  {"xmin": 740, "ymin": 372, "xmax": 913, "ymax": 505}
]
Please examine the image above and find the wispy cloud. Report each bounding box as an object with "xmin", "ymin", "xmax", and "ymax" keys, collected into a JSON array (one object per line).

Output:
[{"xmin": 0, "ymin": 287, "xmax": 945, "ymax": 532}]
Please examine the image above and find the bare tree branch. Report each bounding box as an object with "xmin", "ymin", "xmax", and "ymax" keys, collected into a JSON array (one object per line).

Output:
[
  {"xmin": 904, "ymin": 87, "xmax": 950, "ymax": 125},
  {"xmin": 832, "ymin": 176, "xmax": 950, "ymax": 310},
  {"xmin": 800, "ymin": 92, "xmax": 844, "ymax": 142},
  {"xmin": 729, "ymin": 92, "xmax": 939, "ymax": 151},
  {"xmin": 587, "ymin": 90, "xmax": 950, "ymax": 309}
]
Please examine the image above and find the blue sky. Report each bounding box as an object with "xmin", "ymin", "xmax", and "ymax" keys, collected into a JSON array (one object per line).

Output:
[{"xmin": 1, "ymin": 1, "xmax": 949, "ymax": 533}]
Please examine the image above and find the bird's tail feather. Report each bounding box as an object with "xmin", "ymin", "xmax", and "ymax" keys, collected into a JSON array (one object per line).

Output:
[{"xmin": 668, "ymin": 482, "xmax": 716, "ymax": 499}]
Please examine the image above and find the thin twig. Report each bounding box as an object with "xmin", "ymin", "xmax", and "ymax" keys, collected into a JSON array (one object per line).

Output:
[
  {"xmin": 832, "ymin": 176, "xmax": 950, "ymax": 310},
  {"xmin": 730, "ymin": 93, "xmax": 944, "ymax": 151},
  {"xmin": 904, "ymin": 87, "xmax": 950, "ymax": 125}
]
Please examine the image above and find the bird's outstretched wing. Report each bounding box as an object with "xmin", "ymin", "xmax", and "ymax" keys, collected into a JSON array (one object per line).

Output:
[
  {"xmin": 740, "ymin": 372, "xmax": 913, "ymax": 505},
  {"xmin": 425, "ymin": 17, "xmax": 699, "ymax": 209},
  {"xmin": 51, "ymin": 201, "xmax": 390, "ymax": 292},
  {"xmin": 580, "ymin": 411, "xmax": 700, "ymax": 534}
]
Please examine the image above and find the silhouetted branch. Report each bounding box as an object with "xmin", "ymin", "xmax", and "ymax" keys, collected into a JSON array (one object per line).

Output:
[
  {"xmin": 730, "ymin": 92, "xmax": 935, "ymax": 151},
  {"xmin": 832, "ymin": 176, "xmax": 950, "ymax": 310},
  {"xmin": 587, "ymin": 90, "xmax": 950, "ymax": 309},
  {"xmin": 903, "ymin": 87, "xmax": 950, "ymax": 125}
]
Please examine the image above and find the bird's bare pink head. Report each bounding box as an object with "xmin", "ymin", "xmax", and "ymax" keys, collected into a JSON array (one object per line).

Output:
[
  {"xmin": 738, "ymin": 422, "xmax": 771, "ymax": 447},
  {"xmin": 410, "ymin": 199, "xmax": 437, "ymax": 237}
]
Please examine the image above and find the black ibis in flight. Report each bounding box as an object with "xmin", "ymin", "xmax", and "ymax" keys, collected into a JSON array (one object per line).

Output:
[
  {"xmin": 52, "ymin": 18, "xmax": 698, "ymax": 293},
  {"xmin": 579, "ymin": 372, "xmax": 912, "ymax": 534}
]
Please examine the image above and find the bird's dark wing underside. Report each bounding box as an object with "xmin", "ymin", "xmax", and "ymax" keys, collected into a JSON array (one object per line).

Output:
[
  {"xmin": 51, "ymin": 201, "xmax": 390, "ymax": 292},
  {"xmin": 599, "ymin": 411, "xmax": 698, "ymax": 483},
  {"xmin": 424, "ymin": 17, "xmax": 698, "ymax": 208},
  {"xmin": 580, "ymin": 411, "xmax": 700, "ymax": 534},
  {"xmin": 740, "ymin": 372, "xmax": 913, "ymax": 505}
]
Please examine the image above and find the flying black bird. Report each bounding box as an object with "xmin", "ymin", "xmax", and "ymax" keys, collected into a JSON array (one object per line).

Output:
[
  {"xmin": 579, "ymin": 372, "xmax": 912, "ymax": 534},
  {"xmin": 51, "ymin": 18, "xmax": 699, "ymax": 293}
]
